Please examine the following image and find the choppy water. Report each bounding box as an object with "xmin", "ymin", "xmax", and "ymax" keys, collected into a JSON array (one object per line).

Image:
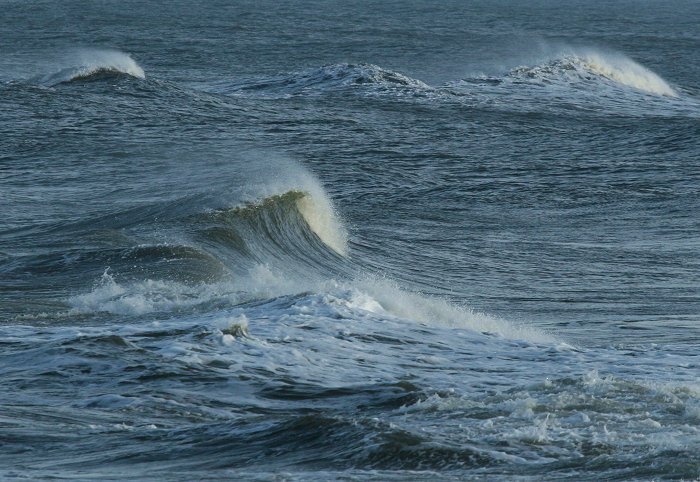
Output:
[{"xmin": 2, "ymin": 1, "xmax": 700, "ymax": 480}]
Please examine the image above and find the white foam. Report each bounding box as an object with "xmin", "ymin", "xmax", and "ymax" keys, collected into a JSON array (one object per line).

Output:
[
  {"xmin": 67, "ymin": 269, "xmax": 238, "ymax": 316},
  {"xmin": 351, "ymin": 277, "xmax": 554, "ymax": 343},
  {"xmin": 67, "ymin": 264, "xmax": 313, "ymax": 317},
  {"xmin": 281, "ymin": 277, "xmax": 553, "ymax": 343},
  {"xmin": 67, "ymin": 266, "xmax": 549, "ymax": 343}
]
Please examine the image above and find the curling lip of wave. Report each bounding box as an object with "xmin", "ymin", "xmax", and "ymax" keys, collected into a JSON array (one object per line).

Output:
[
  {"xmin": 208, "ymin": 63, "xmax": 432, "ymax": 97},
  {"xmin": 39, "ymin": 49, "xmax": 145, "ymax": 86},
  {"xmin": 507, "ymin": 51, "xmax": 677, "ymax": 97},
  {"xmin": 210, "ymin": 190, "xmax": 348, "ymax": 257}
]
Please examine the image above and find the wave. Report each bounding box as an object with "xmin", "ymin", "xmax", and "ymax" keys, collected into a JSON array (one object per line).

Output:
[
  {"xmin": 210, "ymin": 190, "xmax": 348, "ymax": 257},
  {"xmin": 7, "ymin": 150, "xmax": 546, "ymax": 341},
  {"xmin": 38, "ymin": 49, "xmax": 145, "ymax": 86},
  {"xmin": 59, "ymin": 188, "xmax": 349, "ymax": 316},
  {"xmin": 506, "ymin": 49, "xmax": 677, "ymax": 97},
  {"xmin": 54, "ymin": 181, "xmax": 546, "ymax": 342},
  {"xmin": 204, "ymin": 63, "xmax": 432, "ymax": 98}
]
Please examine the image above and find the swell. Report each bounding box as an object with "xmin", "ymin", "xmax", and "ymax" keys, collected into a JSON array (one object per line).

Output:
[
  {"xmin": 201, "ymin": 63, "xmax": 433, "ymax": 98},
  {"xmin": 190, "ymin": 54, "xmax": 696, "ymax": 118},
  {"xmin": 181, "ymin": 189, "xmax": 349, "ymax": 285},
  {"xmin": 453, "ymin": 47, "xmax": 679, "ymax": 99},
  {"xmin": 9, "ymin": 186, "xmax": 544, "ymax": 342},
  {"xmin": 198, "ymin": 51, "xmax": 679, "ymax": 103}
]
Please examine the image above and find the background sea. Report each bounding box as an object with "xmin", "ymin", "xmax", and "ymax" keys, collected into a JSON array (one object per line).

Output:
[{"xmin": 1, "ymin": 0, "xmax": 699, "ymax": 480}]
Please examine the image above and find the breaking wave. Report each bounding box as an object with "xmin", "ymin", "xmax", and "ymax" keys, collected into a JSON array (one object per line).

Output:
[
  {"xmin": 58, "ymin": 182, "xmax": 544, "ymax": 342},
  {"xmin": 212, "ymin": 190, "xmax": 348, "ymax": 257},
  {"xmin": 39, "ymin": 49, "xmax": 145, "ymax": 86},
  {"xmin": 507, "ymin": 49, "xmax": 677, "ymax": 97}
]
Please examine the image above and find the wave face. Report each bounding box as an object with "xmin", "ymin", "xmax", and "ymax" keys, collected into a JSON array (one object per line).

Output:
[
  {"xmin": 507, "ymin": 49, "xmax": 677, "ymax": 97},
  {"xmin": 38, "ymin": 49, "xmax": 145, "ymax": 86},
  {"xmin": 220, "ymin": 189, "xmax": 348, "ymax": 256}
]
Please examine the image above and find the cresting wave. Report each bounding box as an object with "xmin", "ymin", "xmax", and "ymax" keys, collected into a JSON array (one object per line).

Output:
[
  {"xmin": 39, "ymin": 49, "xmax": 145, "ymax": 86},
  {"xmin": 219, "ymin": 190, "xmax": 348, "ymax": 256},
  {"xmin": 58, "ymin": 183, "xmax": 547, "ymax": 342},
  {"xmin": 507, "ymin": 48, "xmax": 677, "ymax": 97}
]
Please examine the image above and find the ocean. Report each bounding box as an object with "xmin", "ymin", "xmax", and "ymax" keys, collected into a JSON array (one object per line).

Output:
[{"xmin": 1, "ymin": 0, "xmax": 699, "ymax": 479}]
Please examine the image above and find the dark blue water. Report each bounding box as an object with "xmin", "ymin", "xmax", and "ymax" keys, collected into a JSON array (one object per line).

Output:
[{"xmin": 2, "ymin": 1, "xmax": 700, "ymax": 479}]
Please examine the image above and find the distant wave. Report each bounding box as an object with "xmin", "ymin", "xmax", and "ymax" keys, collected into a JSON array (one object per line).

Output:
[
  {"xmin": 203, "ymin": 53, "xmax": 678, "ymax": 105},
  {"xmin": 39, "ymin": 49, "xmax": 145, "ymax": 86},
  {"xmin": 506, "ymin": 49, "xmax": 676, "ymax": 97},
  {"xmin": 205, "ymin": 63, "xmax": 432, "ymax": 98}
]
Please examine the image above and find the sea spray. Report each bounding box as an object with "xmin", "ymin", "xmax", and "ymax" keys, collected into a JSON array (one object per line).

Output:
[
  {"xmin": 507, "ymin": 47, "xmax": 677, "ymax": 97},
  {"xmin": 39, "ymin": 48, "xmax": 145, "ymax": 86}
]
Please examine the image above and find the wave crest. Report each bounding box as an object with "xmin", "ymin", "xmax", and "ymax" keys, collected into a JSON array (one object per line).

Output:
[
  {"xmin": 40, "ymin": 49, "xmax": 145, "ymax": 86},
  {"xmin": 508, "ymin": 50, "xmax": 676, "ymax": 97},
  {"xmin": 211, "ymin": 190, "xmax": 348, "ymax": 257}
]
